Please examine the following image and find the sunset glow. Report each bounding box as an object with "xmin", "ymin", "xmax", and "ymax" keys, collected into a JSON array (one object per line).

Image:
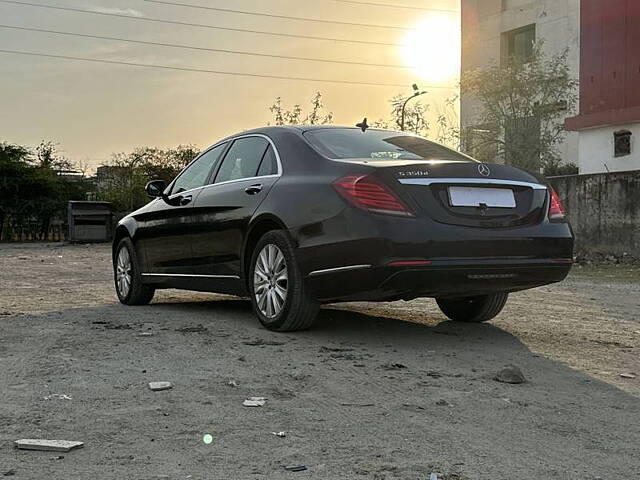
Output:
[{"xmin": 402, "ymin": 15, "xmax": 461, "ymax": 83}]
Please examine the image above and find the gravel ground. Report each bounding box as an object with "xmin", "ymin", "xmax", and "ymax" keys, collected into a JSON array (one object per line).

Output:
[{"xmin": 0, "ymin": 243, "xmax": 639, "ymax": 479}]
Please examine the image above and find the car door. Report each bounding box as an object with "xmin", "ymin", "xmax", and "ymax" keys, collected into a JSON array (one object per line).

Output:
[
  {"xmin": 141, "ymin": 143, "xmax": 227, "ymax": 274},
  {"xmin": 190, "ymin": 135, "xmax": 281, "ymax": 277}
]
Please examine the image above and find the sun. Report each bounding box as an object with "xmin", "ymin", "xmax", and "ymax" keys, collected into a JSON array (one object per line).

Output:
[{"xmin": 402, "ymin": 15, "xmax": 461, "ymax": 83}]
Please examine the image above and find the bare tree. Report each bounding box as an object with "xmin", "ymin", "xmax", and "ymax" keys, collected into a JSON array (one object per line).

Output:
[
  {"xmin": 305, "ymin": 92, "xmax": 334, "ymax": 125},
  {"xmin": 371, "ymin": 94, "xmax": 430, "ymax": 136},
  {"xmin": 36, "ymin": 140, "xmax": 72, "ymax": 171},
  {"xmin": 269, "ymin": 92, "xmax": 333, "ymax": 126},
  {"xmin": 434, "ymin": 95, "xmax": 461, "ymax": 151},
  {"xmin": 389, "ymin": 94, "xmax": 430, "ymax": 135}
]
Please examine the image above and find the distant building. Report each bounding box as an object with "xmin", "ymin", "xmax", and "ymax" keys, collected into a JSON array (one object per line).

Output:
[
  {"xmin": 460, "ymin": 0, "xmax": 580, "ymax": 169},
  {"xmin": 95, "ymin": 165, "xmax": 128, "ymax": 187},
  {"xmin": 461, "ymin": 0, "xmax": 640, "ymax": 174},
  {"xmin": 564, "ymin": 1, "xmax": 640, "ymax": 173},
  {"xmin": 96, "ymin": 165, "xmax": 128, "ymax": 181},
  {"xmin": 93, "ymin": 165, "xmax": 129, "ymax": 200}
]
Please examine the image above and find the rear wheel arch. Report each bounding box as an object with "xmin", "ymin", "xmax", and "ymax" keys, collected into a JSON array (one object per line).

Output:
[
  {"xmin": 243, "ymin": 215, "xmax": 290, "ymax": 282},
  {"xmin": 248, "ymin": 230, "xmax": 319, "ymax": 331}
]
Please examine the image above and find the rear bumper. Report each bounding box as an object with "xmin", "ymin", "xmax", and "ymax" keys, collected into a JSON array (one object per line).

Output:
[
  {"xmin": 294, "ymin": 208, "xmax": 574, "ymax": 302},
  {"xmin": 306, "ymin": 259, "xmax": 572, "ymax": 302}
]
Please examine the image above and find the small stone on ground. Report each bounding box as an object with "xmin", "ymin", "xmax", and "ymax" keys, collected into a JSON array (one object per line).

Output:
[
  {"xmin": 149, "ymin": 382, "xmax": 173, "ymax": 391},
  {"xmin": 494, "ymin": 365, "xmax": 526, "ymax": 384},
  {"xmin": 14, "ymin": 439, "xmax": 84, "ymax": 452},
  {"xmin": 284, "ymin": 465, "xmax": 307, "ymax": 472},
  {"xmin": 243, "ymin": 396, "xmax": 266, "ymax": 407}
]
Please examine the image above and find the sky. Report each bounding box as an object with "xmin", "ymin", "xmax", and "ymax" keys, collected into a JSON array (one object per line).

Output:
[{"xmin": 0, "ymin": 0, "xmax": 460, "ymax": 171}]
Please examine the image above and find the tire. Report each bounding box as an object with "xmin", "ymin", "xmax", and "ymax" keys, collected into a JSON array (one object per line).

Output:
[
  {"xmin": 436, "ymin": 292, "xmax": 508, "ymax": 323},
  {"xmin": 114, "ymin": 237, "xmax": 155, "ymax": 306},
  {"xmin": 249, "ymin": 231, "xmax": 319, "ymax": 332}
]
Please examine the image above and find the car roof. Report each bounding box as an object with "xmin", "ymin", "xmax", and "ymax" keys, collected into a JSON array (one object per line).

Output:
[
  {"xmin": 230, "ymin": 125, "xmax": 403, "ymax": 136},
  {"xmin": 293, "ymin": 125, "xmax": 401, "ymax": 133},
  {"xmin": 206, "ymin": 125, "xmax": 412, "ymax": 153},
  {"xmin": 201, "ymin": 125, "xmax": 382, "ymax": 154}
]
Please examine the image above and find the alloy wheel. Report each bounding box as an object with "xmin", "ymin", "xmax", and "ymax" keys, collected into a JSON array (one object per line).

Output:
[
  {"xmin": 253, "ymin": 244, "xmax": 288, "ymax": 318},
  {"xmin": 116, "ymin": 247, "xmax": 132, "ymax": 298}
]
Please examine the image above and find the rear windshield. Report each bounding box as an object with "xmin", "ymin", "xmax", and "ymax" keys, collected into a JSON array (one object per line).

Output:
[{"xmin": 304, "ymin": 128, "xmax": 473, "ymax": 162}]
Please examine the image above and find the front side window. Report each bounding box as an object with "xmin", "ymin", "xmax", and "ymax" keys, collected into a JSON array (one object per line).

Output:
[
  {"xmin": 304, "ymin": 128, "xmax": 473, "ymax": 162},
  {"xmin": 171, "ymin": 143, "xmax": 226, "ymax": 194},
  {"xmin": 215, "ymin": 137, "xmax": 269, "ymax": 183}
]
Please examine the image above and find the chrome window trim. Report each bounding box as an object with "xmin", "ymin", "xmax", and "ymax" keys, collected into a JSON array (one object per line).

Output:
[
  {"xmin": 165, "ymin": 133, "xmax": 283, "ymax": 197},
  {"xmin": 202, "ymin": 174, "xmax": 279, "ymax": 190},
  {"xmin": 398, "ymin": 178, "xmax": 547, "ymax": 190},
  {"xmin": 162, "ymin": 174, "xmax": 280, "ymax": 200},
  {"xmin": 165, "ymin": 184, "xmax": 207, "ymax": 200},
  {"xmin": 211, "ymin": 133, "xmax": 283, "ymax": 183},
  {"xmin": 308, "ymin": 264, "xmax": 372, "ymax": 277},
  {"xmin": 141, "ymin": 273, "xmax": 240, "ymax": 279}
]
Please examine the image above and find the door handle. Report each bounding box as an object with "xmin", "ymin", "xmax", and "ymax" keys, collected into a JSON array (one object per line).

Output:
[
  {"xmin": 244, "ymin": 184, "xmax": 263, "ymax": 195},
  {"xmin": 179, "ymin": 195, "xmax": 192, "ymax": 206}
]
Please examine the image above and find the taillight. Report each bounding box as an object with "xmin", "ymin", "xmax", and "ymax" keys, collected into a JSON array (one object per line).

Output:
[
  {"xmin": 548, "ymin": 187, "xmax": 565, "ymax": 221},
  {"xmin": 332, "ymin": 174, "xmax": 414, "ymax": 217}
]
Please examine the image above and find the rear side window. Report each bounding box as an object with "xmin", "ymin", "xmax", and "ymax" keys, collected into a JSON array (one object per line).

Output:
[
  {"xmin": 215, "ymin": 137, "xmax": 269, "ymax": 183},
  {"xmin": 256, "ymin": 145, "xmax": 278, "ymax": 176},
  {"xmin": 304, "ymin": 128, "xmax": 473, "ymax": 162},
  {"xmin": 171, "ymin": 143, "xmax": 226, "ymax": 194}
]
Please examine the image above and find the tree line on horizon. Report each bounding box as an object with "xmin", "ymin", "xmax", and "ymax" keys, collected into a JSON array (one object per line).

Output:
[
  {"xmin": 0, "ymin": 141, "xmax": 91, "ymax": 241},
  {"xmin": 0, "ymin": 141, "xmax": 199, "ymax": 241}
]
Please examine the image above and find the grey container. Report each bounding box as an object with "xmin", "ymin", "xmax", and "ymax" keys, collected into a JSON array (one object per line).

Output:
[{"xmin": 67, "ymin": 201, "xmax": 113, "ymax": 243}]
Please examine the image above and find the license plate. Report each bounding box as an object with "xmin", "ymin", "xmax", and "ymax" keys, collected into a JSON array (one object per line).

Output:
[{"xmin": 448, "ymin": 186, "xmax": 516, "ymax": 208}]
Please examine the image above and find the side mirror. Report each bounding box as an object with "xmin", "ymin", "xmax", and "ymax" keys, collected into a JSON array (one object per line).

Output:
[{"xmin": 145, "ymin": 180, "xmax": 167, "ymax": 198}]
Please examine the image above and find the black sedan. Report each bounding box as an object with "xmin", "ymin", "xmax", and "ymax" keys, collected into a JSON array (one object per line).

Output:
[{"xmin": 113, "ymin": 126, "xmax": 573, "ymax": 331}]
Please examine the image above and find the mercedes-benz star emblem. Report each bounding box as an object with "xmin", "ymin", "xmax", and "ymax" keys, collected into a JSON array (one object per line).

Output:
[{"xmin": 478, "ymin": 164, "xmax": 491, "ymax": 177}]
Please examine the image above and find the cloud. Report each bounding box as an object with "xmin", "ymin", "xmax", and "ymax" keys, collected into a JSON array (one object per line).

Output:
[{"xmin": 92, "ymin": 7, "xmax": 145, "ymax": 17}]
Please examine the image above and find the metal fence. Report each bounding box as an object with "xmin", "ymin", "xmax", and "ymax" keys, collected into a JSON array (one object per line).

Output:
[
  {"xmin": 0, "ymin": 218, "xmax": 66, "ymax": 242},
  {"xmin": 0, "ymin": 201, "xmax": 115, "ymax": 243}
]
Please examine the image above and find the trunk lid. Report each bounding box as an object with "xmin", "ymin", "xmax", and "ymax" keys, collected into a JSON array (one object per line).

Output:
[{"xmin": 364, "ymin": 160, "xmax": 549, "ymax": 228}]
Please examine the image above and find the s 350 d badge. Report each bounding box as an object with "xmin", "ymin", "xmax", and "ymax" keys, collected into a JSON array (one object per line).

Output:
[{"xmin": 398, "ymin": 170, "xmax": 429, "ymax": 177}]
